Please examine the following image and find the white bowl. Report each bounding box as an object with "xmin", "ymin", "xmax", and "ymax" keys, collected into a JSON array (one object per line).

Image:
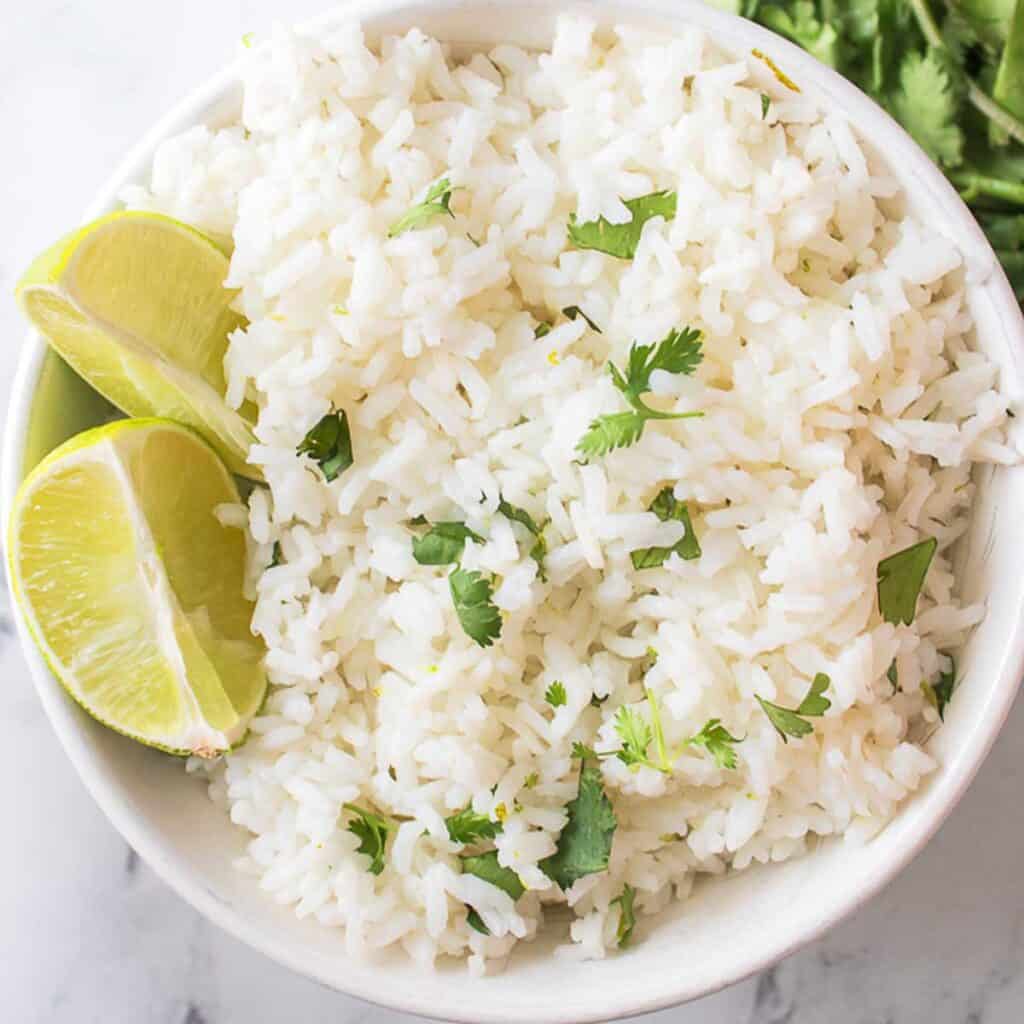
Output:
[{"xmin": 6, "ymin": 1, "xmax": 1024, "ymax": 1020}]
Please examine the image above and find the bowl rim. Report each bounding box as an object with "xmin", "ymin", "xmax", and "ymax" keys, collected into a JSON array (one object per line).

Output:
[{"xmin": 5, "ymin": 1, "xmax": 1024, "ymax": 1020}]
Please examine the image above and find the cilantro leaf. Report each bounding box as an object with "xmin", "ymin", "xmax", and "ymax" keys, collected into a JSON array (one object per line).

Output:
[
  {"xmin": 631, "ymin": 487, "xmax": 701, "ymax": 569},
  {"xmin": 343, "ymin": 803, "xmax": 394, "ymax": 875},
  {"xmin": 449, "ymin": 567, "xmax": 502, "ymax": 647},
  {"xmin": 891, "ymin": 50, "xmax": 965, "ymax": 167},
  {"xmin": 571, "ymin": 741, "xmax": 599, "ymax": 760},
  {"xmin": 756, "ymin": 673, "xmax": 832, "ymax": 743},
  {"xmin": 877, "ymin": 538, "xmax": 938, "ymax": 625},
  {"xmin": 446, "ymin": 806, "xmax": 502, "ymax": 845},
  {"xmin": 687, "ymin": 718, "xmax": 743, "ymax": 770},
  {"xmin": 545, "ymin": 681, "xmax": 567, "ymax": 708},
  {"xmin": 412, "ymin": 521, "xmax": 484, "ymax": 565},
  {"xmin": 613, "ymin": 884, "xmax": 637, "ymax": 947},
  {"xmin": 567, "ymin": 190, "xmax": 678, "ymax": 260},
  {"xmin": 577, "ymin": 411, "xmax": 648, "ymax": 459},
  {"xmin": 576, "ymin": 327, "xmax": 705, "ymax": 458},
  {"xmin": 761, "ymin": 92, "xmax": 772, "ymax": 118},
  {"xmin": 562, "ymin": 305, "xmax": 603, "ymax": 333},
  {"xmin": 466, "ymin": 907, "xmax": 490, "ymax": 934},
  {"xmin": 499, "ymin": 497, "xmax": 547, "ymax": 577},
  {"xmin": 613, "ymin": 705, "xmax": 655, "ymax": 770},
  {"xmin": 534, "ymin": 320, "xmax": 553, "ymax": 338},
  {"xmin": 297, "ymin": 409, "xmax": 353, "ymax": 482},
  {"xmin": 540, "ymin": 757, "xmax": 617, "ymax": 890},
  {"xmin": 461, "ymin": 849, "xmax": 524, "ymax": 900},
  {"xmin": 388, "ymin": 177, "xmax": 456, "ymax": 237},
  {"xmin": 615, "ymin": 327, "xmax": 705, "ymax": 402},
  {"xmin": 922, "ymin": 657, "xmax": 957, "ymax": 719}
]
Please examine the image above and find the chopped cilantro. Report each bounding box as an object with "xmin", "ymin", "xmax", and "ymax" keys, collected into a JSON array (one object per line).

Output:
[
  {"xmin": 446, "ymin": 806, "xmax": 502, "ymax": 845},
  {"xmin": 568, "ymin": 190, "xmax": 678, "ymax": 260},
  {"xmin": 612, "ymin": 689, "xmax": 742, "ymax": 773},
  {"xmin": 887, "ymin": 660, "xmax": 900, "ymax": 691},
  {"xmin": 631, "ymin": 487, "xmax": 701, "ymax": 568},
  {"xmin": 297, "ymin": 408, "xmax": 353, "ymax": 482},
  {"xmin": 269, "ymin": 541, "xmax": 283, "ymax": 568},
  {"xmin": 466, "ymin": 907, "xmax": 490, "ymax": 934},
  {"xmin": 534, "ymin": 320, "xmax": 553, "ymax": 338},
  {"xmin": 761, "ymin": 92, "xmax": 772, "ymax": 118},
  {"xmin": 877, "ymin": 538, "xmax": 938, "ymax": 625},
  {"xmin": 562, "ymin": 305, "xmax": 603, "ymax": 333},
  {"xmin": 540, "ymin": 755, "xmax": 617, "ymax": 890},
  {"xmin": 498, "ymin": 497, "xmax": 547, "ymax": 576},
  {"xmin": 343, "ymin": 803, "xmax": 394, "ymax": 875},
  {"xmin": 449, "ymin": 567, "xmax": 502, "ymax": 647},
  {"xmin": 388, "ymin": 177, "xmax": 456, "ymax": 237},
  {"xmin": 461, "ymin": 849, "xmax": 525, "ymax": 900},
  {"xmin": 577, "ymin": 327, "xmax": 705, "ymax": 458},
  {"xmin": 756, "ymin": 673, "xmax": 832, "ymax": 743},
  {"xmin": 613, "ymin": 883, "xmax": 637, "ymax": 947},
  {"xmin": 922, "ymin": 657, "xmax": 957, "ymax": 719},
  {"xmin": 613, "ymin": 704, "xmax": 656, "ymax": 770},
  {"xmin": 688, "ymin": 718, "xmax": 743, "ymax": 771},
  {"xmin": 412, "ymin": 521, "xmax": 483, "ymax": 565},
  {"xmin": 545, "ymin": 681, "xmax": 568, "ymax": 708}
]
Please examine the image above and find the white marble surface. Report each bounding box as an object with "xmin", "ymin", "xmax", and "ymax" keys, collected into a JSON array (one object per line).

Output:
[{"xmin": 2, "ymin": 3, "xmax": 1024, "ymax": 1022}]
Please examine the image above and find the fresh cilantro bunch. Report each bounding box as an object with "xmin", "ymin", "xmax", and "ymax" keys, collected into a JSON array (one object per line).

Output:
[{"xmin": 719, "ymin": 0, "xmax": 1024, "ymax": 301}]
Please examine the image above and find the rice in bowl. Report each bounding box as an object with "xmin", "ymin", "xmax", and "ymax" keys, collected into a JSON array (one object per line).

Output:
[{"xmin": 123, "ymin": 13, "xmax": 1020, "ymax": 972}]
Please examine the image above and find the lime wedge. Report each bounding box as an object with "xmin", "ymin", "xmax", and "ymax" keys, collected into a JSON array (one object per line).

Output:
[
  {"xmin": 8, "ymin": 418, "xmax": 267, "ymax": 756},
  {"xmin": 15, "ymin": 211, "xmax": 259, "ymax": 478}
]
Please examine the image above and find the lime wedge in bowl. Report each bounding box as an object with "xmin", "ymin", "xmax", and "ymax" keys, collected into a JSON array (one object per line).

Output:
[
  {"xmin": 7, "ymin": 418, "xmax": 266, "ymax": 756},
  {"xmin": 15, "ymin": 211, "xmax": 259, "ymax": 478}
]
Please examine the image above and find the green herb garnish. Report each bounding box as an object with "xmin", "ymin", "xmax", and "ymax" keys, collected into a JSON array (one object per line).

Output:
[
  {"xmin": 577, "ymin": 327, "xmax": 705, "ymax": 458},
  {"xmin": 540, "ymin": 754, "xmax": 617, "ymax": 891},
  {"xmin": 466, "ymin": 907, "xmax": 490, "ymax": 934},
  {"xmin": 545, "ymin": 681, "xmax": 567, "ymax": 708},
  {"xmin": 446, "ymin": 806, "xmax": 502, "ymax": 845},
  {"xmin": 756, "ymin": 673, "xmax": 832, "ymax": 743},
  {"xmin": 877, "ymin": 538, "xmax": 938, "ymax": 625},
  {"xmin": 631, "ymin": 487, "xmax": 701, "ymax": 569},
  {"xmin": 449, "ymin": 567, "xmax": 502, "ymax": 648},
  {"xmin": 297, "ymin": 409, "xmax": 353, "ymax": 482},
  {"xmin": 388, "ymin": 177, "xmax": 456, "ymax": 237},
  {"xmin": 498, "ymin": 497, "xmax": 547, "ymax": 575},
  {"xmin": 613, "ymin": 884, "xmax": 637, "ymax": 947},
  {"xmin": 613, "ymin": 689, "xmax": 742, "ymax": 773},
  {"xmin": 343, "ymin": 803, "xmax": 394, "ymax": 875},
  {"xmin": 922, "ymin": 657, "xmax": 957, "ymax": 719},
  {"xmin": 562, "ymin": 305, "xmax": 603, "ymax": 333},
  {"xmin": 688, "ymin": 718, "xmax": 744, "ymax": 771},
  {"xmin": 461, "ymin": 849, "xmax": 525, "ymax": 899},
  {"xmin": 269, "ymin": 541, "xmax": 283, "ymax": 568},
  {"xmin": 534, "ymin": 321, "xmax": 553, "ymax": 338},
  {"xmin": 568, "ymin": 190, "xmax": 678, "ymax": 260},
  {"xmin": 412, "ymin": 521, "xmax": 484, "ymax": 565},
  {"xmin": 761, "ymin": 92, "xmax": 772, "ymax": 118}
]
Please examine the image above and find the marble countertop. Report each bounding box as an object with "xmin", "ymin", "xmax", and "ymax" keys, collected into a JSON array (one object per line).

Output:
[{"xmin": 2, "ymin": 3, "xmax": 1023, "ymax": 1022}]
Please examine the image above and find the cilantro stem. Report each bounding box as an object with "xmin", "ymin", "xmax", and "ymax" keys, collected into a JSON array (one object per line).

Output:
[
  {"xmin": 907, "ymin": 0, "xmax": 1024, "ymax": 147},
  {"xmin": 952, "ymin": 173, "xmax": 1024, "ymax": 207},
  {"xmin": 643, "ymin": 687, "xmax": 671, "ymax": 773},
  {"xmin": 964, "ymin": 82, "xmax": 1024, "ymax": 148}
]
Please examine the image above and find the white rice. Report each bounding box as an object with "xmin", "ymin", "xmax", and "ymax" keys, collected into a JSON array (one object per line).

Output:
[{"xmin": 127, "ymin": 14, "xmax": 1020, "ymax": 971}]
